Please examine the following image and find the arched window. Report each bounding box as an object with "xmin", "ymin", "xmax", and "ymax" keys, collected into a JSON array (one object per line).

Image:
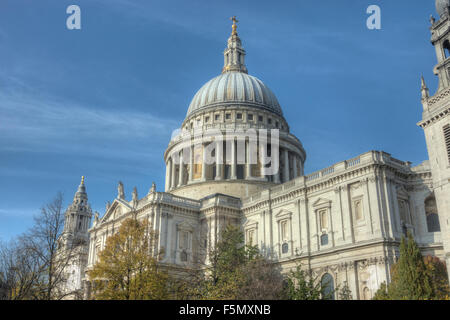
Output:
[
  {"xmin": 425, "ymin": 196, "xmax": 441, "ymax": 232},
  {"xmin": 320, "ymin": 234, "xmax": 329, "ymax": 246},
  {"xmin": 282, "ymin": 243, "xmax": 289, "ymax": 254},
  {"xmin": 321, "ymin": 273, "xmax": 335, "ymax": 300},
  {"xmin": 444, "ymin": 40, "xmax": 450, "ymax": 59},
  {"xmin": 319, "ymin": 209, "xmax": 328, "ymax": 230}
]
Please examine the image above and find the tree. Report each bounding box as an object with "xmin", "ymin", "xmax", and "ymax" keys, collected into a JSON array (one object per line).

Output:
[
  {"xmin": 186, "ymin": 225, "xmax": 284, "ymax": 300},
  {"xmin": 337, "ymin": 281, "xmax": 353, "ymax": 300},
  {"xmin": 373, "ymin": 232, "xmax": 449, "ymax": 300},
  {"xmin": 237, "ymin": 257, "xmax": 285, "ymax": 300},
  {"xmin": 20, "ymin": 192, "xmax": 78, "ymax": 300},
  {"xmin": 284, "ymin": 264, "xmax": 324, "ymax": 300},
  {"xmin": 0, "ymin": 239, "xmax": 41, "ymax": 300},
  {"xmin": 423, "ymin": 255, "xmax": 450, "ymax": 299},
  {"xmin": 0, "ymin": 193, "xmax": 80, "ymax": 300},
  {"xmin": 88, "ymin": 217, "xmax": 170, "ymax": 300}
]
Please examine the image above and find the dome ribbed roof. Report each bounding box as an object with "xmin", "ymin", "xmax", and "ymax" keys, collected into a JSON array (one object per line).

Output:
[{"xmin": 186, "ymin": 72, "xmax": 283, "ymax": 118}]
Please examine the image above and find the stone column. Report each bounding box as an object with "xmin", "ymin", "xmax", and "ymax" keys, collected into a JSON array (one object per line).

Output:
[
  {"xmin": 189, "ymin": 145, "xmax": 194, "ymax": 183},
  {"xmin": 171, "ymin": 156, "xmax": 177, "ymax": 190},
  {"xmin": 260, "ymin": 143, "xmax": 266, "ymax": 179},
  {"xmin": 178, "ymin": 150, "xmax": 184, "ymax": 187},
  {"xmin": 293, "ymin": 155, "xmax": 298, "ymax": 178},
  {"xmin": 231, "ymin": 139, "xmax": 237, "ymax": 179},
  {"xmin": 165, "ymin": 160, "xmax": 170, "ymax": 191},
  {"xmin": 283, "ymin": 149, "xmax": 290, "ymax": 182},
  {"xmin": 245, "ymin": 139, "xmax": 251, "ymax": 179},
  {"xmin": 215, "ymin": 140, "xmax": 223, "ymax": 180},
  {"xmin": 201, "ymin": 143, "xmax": 207, "ymax": 181}
]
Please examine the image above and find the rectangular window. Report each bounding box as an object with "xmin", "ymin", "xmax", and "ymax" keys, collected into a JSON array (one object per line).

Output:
[
  {"xmin": 236, "ymin": 113, "xmax": 242, "ymax": 120},
  {"xmin": 179, "ymin": 231, "xmax": 189, "ymax": 249},
  {"xmin": 205, "ymin": 116, "xmax": 210, "ymax": 123},
  {"xmin": 226, "ymin": 113, "xmax": 231, "ymax": 120},
  {"xmin": 247, "ymin": 229, "xmax": 255, "ymax": 245},
  {"xmin": 248, "ymin": 114, "xmax": 253, "ymax": 121},
  {"xmin": 319, "ymin": 209, "xmax": 328, "ymax": 230},
  {"xmin": 444, "ymin": 124, "xmax": 450, "ymax": 164},
  {"xmin": 258, "ymin": 115, "xmax": 263, "ymax": 122},
  {"xmin": 268, "ymin": 118, "xmax": 272, "ymax": 124},
  {"xmin": 215, "ymin": 114, "xmax": 220, "ymax": 121}
]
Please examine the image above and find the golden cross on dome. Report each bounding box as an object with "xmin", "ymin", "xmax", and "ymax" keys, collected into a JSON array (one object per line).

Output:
[
  {"xmin": 81, "ymin": 176, "xmax": 85, "ymax": 184},
  {"xmin": 230, "ymin": 16, "xmax": 238, "ymax": 35}
]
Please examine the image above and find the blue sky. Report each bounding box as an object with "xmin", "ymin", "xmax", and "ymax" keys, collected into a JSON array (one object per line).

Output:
[{"xmin": 0, "ymin": 0, "xmax": 439, "ymax": 241}]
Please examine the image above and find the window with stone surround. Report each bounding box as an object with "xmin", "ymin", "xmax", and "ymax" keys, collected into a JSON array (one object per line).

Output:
[
  {"xmin": 321, "ymin": 273, "xmax": 335, "ymax": 300},
  {"xmin": 444, "ymin": 124, "xmax": 450, "ymax": 164},
  {"xmin": 398, "ymin": 199, "xmax": 411, "ymax": 224},
  {"xmin": 425, "ymin": 196, "xmax": 441, "ymax": 233},
  {"xmin": 246, "ymin": 229, "xmax": 255, "ymax": 246},
  {"xmin": 319, "ymin": 209, "xmax": 328, "ymax": 230},
  {"xmin": 444, "ymin": 40, "xmax": 450, "ymax": 59},
  {"xmin": 280, "ymin": 220, "xmax": 288, "ymax": 242},
  {"xmin": 179, "ymin": 231, "xmax": 189, "ymax": 250}
]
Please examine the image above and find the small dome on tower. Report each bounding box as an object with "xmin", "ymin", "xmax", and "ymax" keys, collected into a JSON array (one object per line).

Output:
[{"xmin": 436, "ymin": 0, "xmax": 450, "ymax": 17}]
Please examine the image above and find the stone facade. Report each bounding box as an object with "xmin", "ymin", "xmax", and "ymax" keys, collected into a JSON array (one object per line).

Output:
[
  {"xmin": 418, "ymin": 1, "xmax": 450, "ymax": 282},
  {"xmin": 60, "ymin": 7, "xmax": 450, "ymax": 300}
]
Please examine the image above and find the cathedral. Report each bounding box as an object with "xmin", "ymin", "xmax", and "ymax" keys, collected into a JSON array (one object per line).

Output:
[{"xmin": 60, "ymin": 3, "xmax": 450, "ymax": 300}]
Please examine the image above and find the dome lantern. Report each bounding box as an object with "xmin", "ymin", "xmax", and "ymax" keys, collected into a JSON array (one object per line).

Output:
[{"xmin": 222, "ymin": 16, "xmax": 248, "ymax": 74}]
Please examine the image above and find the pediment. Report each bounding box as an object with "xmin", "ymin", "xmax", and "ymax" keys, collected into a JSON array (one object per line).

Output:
[
  {"xmin": 100, "ymin": 199, "xmax": 132, "ymax": 224},
  {"xmin": 397, "ymin": 185, "xmax": 409, "ymax": 199},
  {"xmin": 312, "ymin": 197, "xmax": 332, "ymax": 208},
  {"xmin": 243, "ymin": 219, "xmax": 258, "ymax": 228},
  {"xmin": 176, "ymin": 220, "xmax": 195, "ymax": 232},
  {"xmin": 275, "ymin": 209, "xmax": 292, "ymax": 221}
]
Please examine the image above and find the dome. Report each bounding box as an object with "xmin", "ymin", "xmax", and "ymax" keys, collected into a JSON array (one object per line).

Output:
[
  {"xmin": 436, "ymin": 0, "xmax": 450, "ymax": 17},
  {"xmin": 186, "ymin": 71, "xmax": 283, "ymax": 118}
]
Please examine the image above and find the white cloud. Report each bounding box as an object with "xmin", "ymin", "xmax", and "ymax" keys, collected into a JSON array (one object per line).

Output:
[{"xmin": 0, "ymin": 90, "xmax": 179, "ymax": 157}]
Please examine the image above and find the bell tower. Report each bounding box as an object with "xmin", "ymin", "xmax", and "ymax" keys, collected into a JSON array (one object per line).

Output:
[
  {"xmin": 59, "ymin": 177, "xmax": 93, "ymax": 298},
  {"xmin": 419, "ymin": 0, "xmax": 450, "ymax": 282},
  {"xmin": 62, "ymin": 176, "xmax": 92, "ymax": 249}
]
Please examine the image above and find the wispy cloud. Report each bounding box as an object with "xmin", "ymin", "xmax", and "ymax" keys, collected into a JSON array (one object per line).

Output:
[{"xmin": 0, "ymin": 88, "xmax": 179, "ymax": 158}]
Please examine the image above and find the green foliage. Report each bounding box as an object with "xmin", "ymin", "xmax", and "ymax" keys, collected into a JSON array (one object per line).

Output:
[
  {"xmin": 373, "ymin": 282, "xmax": 389, "ymax": 300},
  {"xmin": 337, "ymin": 281, "xmax": 353, "ymax": 300},
  {"xmin": 284, "ymin": 264, "xmax": 339, "ymax": 300},
  {"xmin": 373, "ymin": 232, "xmax": 449, "ymax": 300},
  {"xmin": 187, "ymin": 225, "xmax": 284, "ymax": 300}
]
